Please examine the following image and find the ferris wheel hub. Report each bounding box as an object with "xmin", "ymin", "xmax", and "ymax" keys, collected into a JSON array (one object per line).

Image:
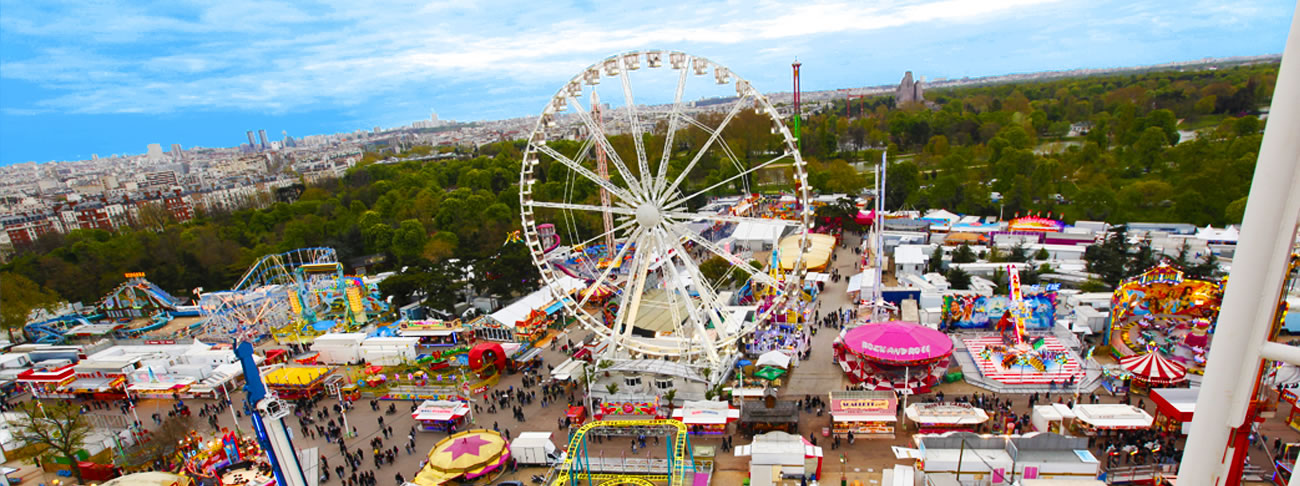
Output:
[{"xmin": 635, "ymin": 202, "xmax": 663, "ymax": 229}]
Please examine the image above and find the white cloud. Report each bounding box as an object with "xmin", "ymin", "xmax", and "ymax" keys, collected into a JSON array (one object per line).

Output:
[{"xmin": 0, "ymin": 0, "xmax": 1071, "ymax": 115}]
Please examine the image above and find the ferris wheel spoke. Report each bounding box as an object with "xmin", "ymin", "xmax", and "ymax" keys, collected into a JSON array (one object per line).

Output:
[
  {"xmin": 532, "ymin": 143, "xmax": 640, "ymax": 204},
  {"xmin": 618, "ymin": 67, "xmax": 651, "ymax": 195},
  {"xmin": 663, "ymin": 152, "xmax": 792, "ymax": 211},
  {"xmin": 662, "ymin": 210, "xmax": 802, "ymax": 228},
  {"xmin": 569, "ymin": 219, "xmax": 638, "ymax": 252},
  {"xmin": 613, "ymin": 232, "xmax": 655, "ymax": 340},
  {"xmin": 653, "ymin": 230, "xmax": 721, "ymax": 364},
  {"xmin": 528, "ymin": 200, "xmax": 637, "ymax": 216},
  {"xmin": 574, "ymin": 226, "xmax": 644, "ymax": 309},
  {"xmin": 659, "ymin": 91, "xmax": 754, "ymax": 203},
  {"xmin": 566, "ymin": 95, "xmax": 645, "ymax": 199},
  {"xmin": 667, "ymin": 223, "xmax": 780, "ymax": 288},
  {"xmin": 655, "ymin": 64, "xmax": 691, "ymax": 195}
]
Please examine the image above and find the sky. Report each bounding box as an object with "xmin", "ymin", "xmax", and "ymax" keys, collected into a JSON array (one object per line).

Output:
[{"xmin": 0, "ymin": 0, "xmax": 1294, "ymax": 165}]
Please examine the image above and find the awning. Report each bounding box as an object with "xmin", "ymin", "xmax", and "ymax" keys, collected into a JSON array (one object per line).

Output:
[
  {"xmin": 513, "ymin": 347, "xmax": 543, "ymax": 363},
  {"xmin": 672, "ymin": 404, "xmax": 740, "ymax": 425},
  {"xmin": 756, "ymin": 350, "xmax": 792, "ymax": 369}
]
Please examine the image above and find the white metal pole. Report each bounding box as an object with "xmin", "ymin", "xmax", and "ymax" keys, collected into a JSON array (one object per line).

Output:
[
  {"xmin": 1179, "ymin": 8, "xmax": 1300, "ymax": 484},
  {"xmin": 223, "ymin": 381, "xmax": 241, "ymax": 433}
]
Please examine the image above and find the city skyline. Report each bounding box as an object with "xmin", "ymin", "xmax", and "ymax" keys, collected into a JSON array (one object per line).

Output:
[{"xmin": 0, "ymin": 0, "xmax": 1294, "ymax": 165}]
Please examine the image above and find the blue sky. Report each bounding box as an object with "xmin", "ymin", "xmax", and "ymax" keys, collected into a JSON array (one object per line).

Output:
[{"xmin": 1, "ymin": 0, "xmax": 1294, "ymax": 165}]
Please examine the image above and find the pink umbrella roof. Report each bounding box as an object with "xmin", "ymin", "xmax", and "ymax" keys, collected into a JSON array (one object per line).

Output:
[
  {"xmin": 1120, "ymin": 353, "xmax": 1187, "ymax": 384},
  {"xmin": 854, "ymin": 210, "xmax": 876, "ymax": 225},
  {"xmin": 842, "ymin": 321, "xmax": 954, "ymax": 365}
]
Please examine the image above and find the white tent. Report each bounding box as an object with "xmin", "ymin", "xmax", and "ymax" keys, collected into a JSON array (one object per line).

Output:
[{"xmin": 756, "ymin": 350, "xmax": 792, "ymax": 369}]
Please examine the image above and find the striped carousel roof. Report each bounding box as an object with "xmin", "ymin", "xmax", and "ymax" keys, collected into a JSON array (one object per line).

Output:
[{"xmin": 1119, "ymin": 352, "xmax": 1187, "ymax": 384}]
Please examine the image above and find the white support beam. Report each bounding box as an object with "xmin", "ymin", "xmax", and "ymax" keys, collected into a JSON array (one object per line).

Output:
[{"xmin": 1180, "ymin": 9, "xmax": 1300, "ymax": 485}]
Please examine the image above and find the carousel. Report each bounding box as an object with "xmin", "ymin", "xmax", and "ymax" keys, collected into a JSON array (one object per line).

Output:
[
  {"xmin": 178, "ymin": 429, "xmax": 271, "ymax": 486},
  {"xmin": 1118, "ymin": 352, "xmax": 1188, "ymax": 395},
  {"xmin": 411, "ymin": 429, "xmax": 511, "ymax": 486},
  {"xmin": 833, "ymin": 321, "xmax": 953, "ymax": 394},
  {"xmin": 1109, "ymin": 262, "xmax": 1224, "ymax": 374}
]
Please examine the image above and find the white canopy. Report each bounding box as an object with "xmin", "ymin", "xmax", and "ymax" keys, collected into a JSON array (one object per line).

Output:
[
  {"xmin": 756, "ymin": 350, "xmax": 792, "ymax": 369},
  {"xmin": 732, "ymin": 220, "xmax": 785, "ymax": 243},
  {"xmin": 411, "ymin": 400, "xmax": 470, "ymax": 422},
  {"xmin": 1071, "ymin": 404, "xmax": 1153, "ymax": 430},
  {"xmin": 489, "ymin": 275, "xmax": 583, "ymax": 327}
]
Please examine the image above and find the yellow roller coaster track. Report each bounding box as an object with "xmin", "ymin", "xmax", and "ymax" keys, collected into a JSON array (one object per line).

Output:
[{"xmin": 556, "ymin": 419, "xmax": 694, "ymax": 486}]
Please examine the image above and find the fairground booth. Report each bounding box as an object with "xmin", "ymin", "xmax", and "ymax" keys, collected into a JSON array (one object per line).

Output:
[
  {"xmin": 399, "ymin": 319, "xmax": 472, "ymax": 350},
  {"xmin": 1150, "ymin": 387, "xmax": 1198, "ymax": 435},
  {"xmin": 1118, "ymin": 352, "xmax": 1187, "ymax": 395},
  {"xmin": 829, "ymin": 391, "xmax": 898, "ymax": 438},
  {"xmin": 834, "ymin": 321, "xmax": 954, "ymax": 394},
  {"xmin": 912, "ymin": 432, "xmax": 1101, "ymax": 483},
  {"xmin": 1031, "ymin": 404, "xmax": 1076, "ymax": 434},
  {"xmin": 16, "ymin": 364, "xmax": 76, "ymax": 398},
  {"xmin": 262, "ymin": 365, "xmax": 335, "ymax": 399},
  {"xmin": 904, "ymin": 403, "xmax": 990, "ymax": 434},
  {"xmin": 739, "ymin": 392, "xmax": 800, "ymax": 435},
  {"xmin": 1070, "ymin": 404, "xmax": 1153, "ymax": 437},
  {"xmin": 412, "ymin": 400, "xmax": 472, "ymax": 433},
  {"xmin": 672, "ymin": 400, "xmax": 740, "ymax": 435},
  {"xmin": 734, "ymin": 431, "xmax": 824, "ymax": 486}
]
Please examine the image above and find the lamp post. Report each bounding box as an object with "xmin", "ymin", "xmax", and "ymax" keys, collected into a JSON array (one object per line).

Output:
[{"xmin": 222, "ymin": 381, "xmax": 242, "ymax": 434}]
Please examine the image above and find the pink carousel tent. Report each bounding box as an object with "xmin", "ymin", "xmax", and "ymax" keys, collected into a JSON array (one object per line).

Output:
[
  {"xmin": 1119, "ymin": 352, "xmax": 1187, "ymax": 385},
  {"xmin": 854, "ymin": 210, "xmax": 876, "ymax": 226},
  {"xmin": 842, "ymin": 321, "xmax": 953, "ymax": 366}
]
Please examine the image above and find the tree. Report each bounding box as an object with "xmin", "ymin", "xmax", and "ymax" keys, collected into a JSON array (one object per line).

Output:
[
  {"xmin": 9, "ymin": 401, "xmax": 93, "ymax": 483},
  {"xmin": 605, "ymin": 383, "xmax": 620, "ymax": 396},
  {"xmin": 1034, "ymin": 248, "xmax": 1051, "ymax": 261},
  {"xmin": 1008, "ymin": 243, "xmax": 1030, "ymax": 263},
  {"xmin": 946, "ymin": 267, "xmax": 972, "ymax": 290},
  {"xmin": 927, "ymin": 246, "xmax": 945, "ymax": 273},
  {"xmin": 952, "ymin": 244, "xmax": 977, "ymax": 264},
  {"xmin": 419, "ymin": 260, "xmax": 467, "ymax": 314},
  {"xmin": 699, "ymin": 256, "xmax": 732, "ymax": 289},
  {"xmin": 1084, "ymin": 225, "xmax": 1130, "ymax": 287},
  {"xmin": 482, "ymin": 242, "xmax": 540, "ymax": 297},
  {"xmin": 1, "ymin": 272, "xmax": 62, "ymax": 342}
]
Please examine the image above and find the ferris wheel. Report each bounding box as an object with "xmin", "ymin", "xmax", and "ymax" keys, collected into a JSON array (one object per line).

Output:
[{"xmin": 519, "ymin": 50, "xmax": 812, "ymax": 367}]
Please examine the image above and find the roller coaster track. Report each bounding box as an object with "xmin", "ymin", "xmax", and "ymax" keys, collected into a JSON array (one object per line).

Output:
[
  {"xmin": 556, "ymin": 419, "xmax": 693, "ymax": 486},
  {"xmin": 230, "ymin": 247, "xmax": 337, "ymax": 291}
]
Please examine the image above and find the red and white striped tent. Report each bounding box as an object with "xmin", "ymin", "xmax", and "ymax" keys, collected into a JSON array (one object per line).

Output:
[{"xmin": 1119, "ymin": 352, "xmax": 1188, "ymax": 385}]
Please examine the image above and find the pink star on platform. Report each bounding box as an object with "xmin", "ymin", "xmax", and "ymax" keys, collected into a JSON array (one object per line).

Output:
[{"xmin": 445, "ymin": 435, "xmax": 491, "ymax": 460}]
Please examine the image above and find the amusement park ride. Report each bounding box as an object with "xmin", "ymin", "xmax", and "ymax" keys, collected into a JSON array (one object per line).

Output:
[
  {"xmin": 519, "ymin": 49, "xmax": 812, "ymax": 372},
  {"xmin": 198, "ymin": 248, "xmax": 389, "ymax": 343}
]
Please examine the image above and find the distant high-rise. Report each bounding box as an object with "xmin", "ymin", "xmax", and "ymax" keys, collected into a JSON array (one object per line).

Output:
[
  {"xmin": 92, "ymin": 154, "xmax": 99, "ymax": 161},
  {"xmin": 146, "ymin": 143, "xmax": 164, "ymax": 161},
  {"xmin": 170, "ymin": 143, "xmax": 184, "ymax": 160},
  {"xmin": 246, "ymin": 131, "xmax": 257, "ymax": 149},
  {"xmin": 896, "ymin": 71, "xmax": 925, "ymax": 104},
  {"xmin": 258, "ymin": 129, "xmax": 269, "ymax": 151}
]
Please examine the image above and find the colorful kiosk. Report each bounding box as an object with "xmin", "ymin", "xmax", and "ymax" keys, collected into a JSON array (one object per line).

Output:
[
  {"xmin": 1118, "ymin": 352, "xmax": 1187, "ymax": 395},
  {"xmin": 903, "ymin": 403, "xmax": 990, "ymax": 434},
  {"xmin": 412, "ymin": 400, "xmax": 472, "ymax": 433},
  {"xmin": 829, "ymin": 391, "xmax": 898, "ymax": 438},
  {"xmin": 1150, "ymin": 387, "xmax": 1198, "ymax": 435},
  {"xmin": 833, "ymin": 321, "xmax": 953, "ymax": 394},
  {"xmin": 411, "ymin": 429, "xmax": 510, "ymax": 486},
  {"xmin": 16, "ymin": 364, "xmax": 77, "ymax": 399},
  {"xmin": 672, "ymin": 400, "xmax": 740, "ymax": 435},
  {"xmin": 262, "ymin": 365, "xmax": 334, "ymax": 399},
  {"xmin": 399, "ymin": 319, "xmax": 472, "ymax": 350}
]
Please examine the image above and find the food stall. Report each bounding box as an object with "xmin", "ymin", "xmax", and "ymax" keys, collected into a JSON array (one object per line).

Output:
[
  {"xmin": 412, "ymin": 400, "xmax": 472, "ymax": 432},
  {"xmin": 16, "ymin": 364, "xmax": 77, "ymax": 399},
  {"xmin": 829, "ymin": 390, "xmax": 898, "ymax": 438},
  {"xmin": 734, "ymin": 431, "xmax": 824, "ymax": 486},
  {"xmin": 739, "ymin": 398, "xmax": 800, "ymax": 435},
  {"xmin": 672, "ymin": 400, "xmax": 740, "ymax": 435},
  {"xmin": 1031, "ymin": 403, "xmax": 1077, "ymax": 434},
  {"xmin": 903, "ymin": 403, "xmax": 990, "ymax": 434},
  {"xmin": 1070, "ymin": 404, "xmax": 1154, "ymax": 435},
  {"xmin": 1150, "ymin": 387, "xmax": 1198, "ymax": 435}
]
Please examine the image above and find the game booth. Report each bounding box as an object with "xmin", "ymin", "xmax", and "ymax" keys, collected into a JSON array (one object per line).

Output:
[
  {"xmin": 903, "ymin": 403, "xmax": 990, "ymax": 434},
  {"xmin": 1031, "ymin": 404, "xmax": 1077, "ymax": 434},
  {"xmin": 739, "ymin": 394, "xmax": 800, "ymax": 435},
  {"xmin": 565, "ymin": 405, "xmax": 588, "ymax": 427},
  {"xmin": 833, "ymin": 321, "xmax": 954, "ymax": 394},
  {"xmin": 1070, "ymin": 404, "xmax": 1154, "ymax": 436},
  {"xmin": 1150, "ymin": 387, "xmax": 1198, "ymax": 435},
  {"xmin": 412, "ymin": 400, "xmax": 473, "ymax": 433},
  {"xmin": 179, "ymin": 430, "xmax": 271, "ymax": 486},
  {"xmin": 829, "ymin": 391, "xmax": 898, "ymax": 438},
  {"xmin": 411, "ymin": 429, "xmax": 511, "ymax": 486},
  {"xmin": 262, "ymin": 366, "xmax": 335, "ymax": 399},
  {"xmin": 1118, "ymin": 352, "xmax": 1188, "ymax": 395},
  {"xmin": 672, "ymin": 400, "xmax": 740, "ymax": 435},
  {"xmin": 16, "ymin": 364, "xmax": 77, "ymax": 399}
]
